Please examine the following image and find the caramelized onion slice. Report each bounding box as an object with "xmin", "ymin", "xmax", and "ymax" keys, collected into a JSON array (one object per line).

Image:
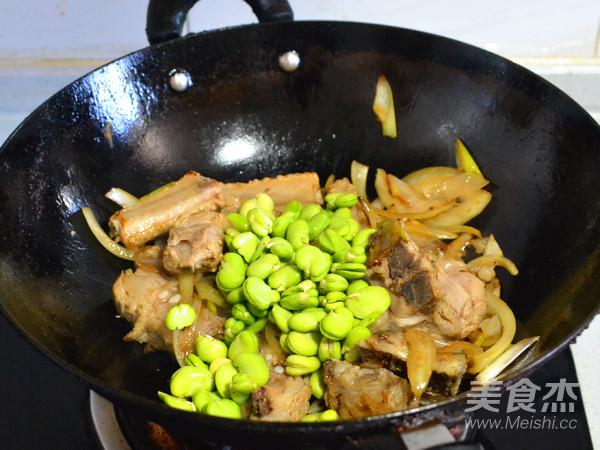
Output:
[
  {"xmin": 476, "ymin": 336, "xmax": 540, "ymax": 383},
  {"xmin": 423, "ymin": 189, "xmax": 492, "ymax": 228},
  {"xmin": 469, "ymin": 292, "xmax": 517, "ymax": 374},
  {"xmin": 467, "ymin": 255, "xmax": 519, "ymax": 276},
  {"xmin": 350, "ymin": 160, "xmax": 369, "ymax": 200},
  {"xmin": 405, "ymin": 328, "xmax": 437, "ymax": 398},
  {"xmin": 373, "ymin": 75, "xmax": 397, "ymax": 138},
  {"xmin": 104, "ymin": 187, "xmax": 138, "ymax": 208},
  {"xmin": 82, "ymin": 207, "xmax": 135, "ymax": 260}
]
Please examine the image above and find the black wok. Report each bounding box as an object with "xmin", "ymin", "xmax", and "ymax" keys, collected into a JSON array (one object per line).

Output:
[{"xmin": 1, "ymin": 0, "xmax": 599, "ymax": 447}]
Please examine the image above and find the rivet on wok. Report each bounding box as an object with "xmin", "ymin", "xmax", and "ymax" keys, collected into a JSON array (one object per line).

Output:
[
  {"xmin": 169, "ymin": 69, "xmax": 192, "ymax": 92},
  {"xmin": 279, "ymin": 51, "xmax": 300, "ymax": 72}
]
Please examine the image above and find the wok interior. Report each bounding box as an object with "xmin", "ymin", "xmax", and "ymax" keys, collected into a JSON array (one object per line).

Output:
[{"xmin": 1, "ymin": 21, "xmax": 600, "ymax": 436}]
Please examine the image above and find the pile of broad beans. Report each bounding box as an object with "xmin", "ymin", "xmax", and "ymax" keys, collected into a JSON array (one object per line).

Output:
[{"xmin": 159, "ymin": 192, "xmax": 391, "ymax": 419}]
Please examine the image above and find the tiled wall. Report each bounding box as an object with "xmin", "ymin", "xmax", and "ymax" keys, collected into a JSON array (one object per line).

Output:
[{"xmin": 1, "ymin": 0, "xmax": 598, "ymax": 60}]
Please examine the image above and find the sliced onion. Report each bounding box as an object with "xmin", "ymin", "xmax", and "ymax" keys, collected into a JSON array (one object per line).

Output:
[
  {"xmin": 476, "ymin": 336, "xmax": 539, "ymax": 382},
  {"xmin": 405, "ymin": 328, "xmax": 437, "ymax": 398},
  {"xmin": 177, "ymin": 273, "xmax": 196, "ymax": 304},
  {"xmin": 195, "ymin": 280, "xmax": 228, "ymax": 309},
  {"xmin": 469, "ymin": 291, "xmax": 517, "ymax": 374},
  {"xmin": 372, "ymin": 75, "xmax": 397, "ymax": 138},
  {"xmin": 350, "ymin": 160, "xmax": 369, "ymax": 200},
  {"xmin": 412, "ymin": 172, "xmax": 489, "ymax": 201},
  {"xmin": 467, "ymin": 255, "xmax": 519, "ymax": 276},
  {"xmin": 104, "ymin": 187, "xmax": 138, "ymax": 208},
  {"xmin": 437, "ymin": 340, "xmax": 484, "ymax": 363},
  {"xmin": 483, "ymin": 233, "xmax": 503, "ymax": 256},
  {"xmin": 402, "ymin": 166, "xmax": 460, "ymax": 185},
  {"xmin": 403, "ymin": 219, "xmax": 459, "ymax": 241},
  {"xmin": 81, "ymin": 207, "xmax": 134, "ymax": 260},
  {"xmin": 376, "ymin": 201, "xmax": 455, "ymax": 220},
  {"xmin": 438, "ymin": 225, "xmax": 482, "ymax": 238},
  {"xmin": 455, "ymin": 138, "xmax": 482, "ymax": 175},
  {"xmin": 422, "ymin": 189, "xmax": 492, "ymax": 228}
]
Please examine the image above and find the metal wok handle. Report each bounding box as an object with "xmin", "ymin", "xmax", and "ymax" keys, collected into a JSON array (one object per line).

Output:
[{"xmin": 146, "ymin": 0, "xmax": 294, "ymax": 45}]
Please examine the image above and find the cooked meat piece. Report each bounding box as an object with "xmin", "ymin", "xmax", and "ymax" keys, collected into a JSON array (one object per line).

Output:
[
  {"xmin": 134, "ymin": 245, "xmax": 165, "ymax": 274},
  {"xmin": 325, "ymin": 178, "xmax": 369, "ymax": 227},
  {"xmin": 113, "ymin": 268, "xmax": 224, "ymax": 354},
  {"xmin": 367, "ymin": 219, "xmax": 439, "ymax": 308},
  {"xmin": 432, "ymin": 259, "xmax": 487, "ymax": 339},
  {"xmin": 367, "ymin": 219, "xmax": 487, "ymax": 339},
  {"xmin": 113, "ymin": 269, "xmax": 178, "ymax": 353},
  {"xmin": 323, "ymin": 359, "xmax": 412, "ymax": 419},
  {"xmin": 220, "ymin": 172, "xmax": 323, "ymax": 208},
  {"xmin": 162, "ymin": 211, "xmax": 229, "ymax": 273},
  {"xmin": 359, "ymin": 331, "xmax": 468, "ymax": 397},
  {"xmin": 109, "ymin": 172, "xmax": 223, "ymax": 248},
  {"xmin": 251, "ymin": 372, "xmax": 311, "ymax": 422}
]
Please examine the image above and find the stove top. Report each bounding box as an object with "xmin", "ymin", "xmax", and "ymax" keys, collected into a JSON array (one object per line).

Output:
[{"xmin": 0, "ymin": 308, "xmax": 592, "ymax": 450}]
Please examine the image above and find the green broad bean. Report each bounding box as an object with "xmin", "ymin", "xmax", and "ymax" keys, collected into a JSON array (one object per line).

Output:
[
  {"xmin": 307, "ymin": 211, "xmax": 331, "ymax": 240},
  {"xmin": 345, "ymin": 285, "xmax": 391, "ymax": 319},
  {"xmin": 170, "ymin": 366, "xmax": 214, "ymax": 398},
  {"xmin": 231, "ymin": 231, "xmax": 260, "ymax": 263},
  {"xmin": 331, "ymin": 262, "xmax": 367, "ymax": 280},
  {"xmin": 255, "ymin": 193, "xmax": 275, "ymax": 212},
  {"xmin": 352, "ymin": 228, "xmax": 377, "ymax": 248},
  {"xmin": 248, "ymin": 235, "xmax": 270, "ymax": 263},
  {"xmin": 192, "ymin": 390, "xmax": 221, "ymax": 413},
  {"xmin": 325, "ymin": 192, "xmax": 358, "ymax": 209},
  {"xmin": 246, "ymin": 302, "xmax": 269, "ymax": 318},
  {"xmin": 165, "ymin": 304, "xmax": 196, "ymax": 330},
  {"xmin": 265, "ymin": 237, "xmax": 295, "ymax": 261},
  {"xmin": 269, "ymin": 304, "xmax": 293, "ymax": 333},
  {"xmin": 295, "ymin": 245, "xmax": 331, "ymax": 282},
  {"xmin": 285, "ymin": 354, "xmax": 321, "ymax": 376},
  {"xmin": 332, "ymin": 207, "xmax": 353, "ymax": 218},
  {"xmin": 328, "ymin": 216, "xmax": 359, "ymax": 241},
  {"xmin": 288, "ymin": 308, "xmax": 327, "ymax": 332},
  {"xmin": 344, "ymin": 346, "xmax": 361, "ymax": 363},
  {"xmin": 346, "ymin": 279, "xmax": 369, "ymax": 296},
  {"xmin": 224, "ymin": 227, "xmax": 239, "ymax": 251},
  {"xmin": 299, "ymin": 203, "xmax": 322, "ymax": 221},
  {"xmin": 358, "ymin": 310, "xmax": 382, "ymax": 328},
  {"xmin": 300, "ymin": 413, "xmax": 321, "ymax": 422},
  {"xmin": 228, "ymin": 331, "xmax": 259, "ymax": 359},
  {"xmin": 204, "ymin": 398, "xmax": 242, "ymax": 419},
  {"xmin": 214, "ymin": 363, "xmax": 239, "ymax": 399},
  {"xmin": 209, "ymin": 357, "xmax": 232, "ymax": 374},
  {"xmin": 230, "ymin": 372, "xmax": 257, "ymax": 395},
  {"xmin": 267, "ymin": 264, "xmax": 302, "ymax": 292},
  {"xmin": 320, "ymin": 306, "xmax": 354, "ymax": 340},
  {"xmin": 247, "ymin": 208, "xmax": 275, "ymax": 237},
  {"xmin": 317, "ymin": 229, "xmax": 351, "ymax": 254},
  {"xmin": 281, "ymin": 280, "xmax": 317, "ymax": 296},
  {"xmin": 318, "ymin": 273, "xmax": 349, "ymax": 292},
  {"xmin": 239, "ymin": 198, "xmax": 258, "ymax": 218},
  {"xmin": 282, "ymin": 200, "xmax": 303, "ymax": 219},
  {"xmin": 224, "ymin": 317, "xmax": 245, "ymax": 336},
  {"xmin": 319, "ymin": 409, "xmax": 339, "ymax": 421},
  {"xmin": 324, "ymin": 301, "xmax": 346, "ymax": 312},
  {"xmin": 226, "ymin": 287, "xmax": 246, "ymax": 304},
  {"xmin": 231, "ymin": 303, "xmax": 256, "ymax": 325},
  {"xmin": 243, "ymin": 277, "xmax": 280, "ymax": 311},
  {"xmin": 271, "ymin": 213, "xmax": 295, "ymax": 238},
  {"xmin": 279, "ymin": 333, "xmax": 291, "ymax": 353},
  {"xmin": 226, "ymin": 213, "xmax": 250, "ymax": 232},
  {"xmin": 318, "ymin": 336, "xmax": 342, "ymax": 361},
  {"xmin": 158, "ymin": 391, "xmax": 196, "ymax": 412},
  {"xmin": 342, "ymin": 326, "xmax": 372, "ymax": 353},
  {"xmin": 244, "ymin": 316, "xmax": 268, "ymax": 334},
  {"xmin": 232, "ymin": 352, "xmax": 270, "ymax": 387},
  {"xmin": 247, "ymin": 253, "xmax": 281, "ymax": 279},
  {"xmin": 195, "ymin": 335, "xmax": 228, "ymax": 363},
  {"xmin": 279, "ymin": 292, "xmax": 320, "ymax": 310},
  {"xmin": 184, "ymin": 353, "xmax": 208, "ymax": 369},
  {"xmin": 286, "ymin": 219, "xmax": 310, "ymax": 250},
  {"xmin": 333, "ymin": 246, "xmax": 367, "ymax": 264},
  {"xmin": 325, "ymin": 291, "xmax": 347, "ymax": 304},
  {"xmin": 286, "ymin": 331, "xmax": 320, "ymax": 356},
  {"xmin": 309, "ymin": 370, "xmax": 325, "ymax": 399},
  {"xmin": 216, "ymin": 252, "xmax": 247, "ymax": 292}
]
